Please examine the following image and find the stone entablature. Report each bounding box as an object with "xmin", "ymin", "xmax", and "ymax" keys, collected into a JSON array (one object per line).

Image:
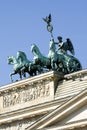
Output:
[
  {"xmin": 1, "ymin": 69, "xmax": 87, "ymax": 113},
  {"xmin": 0, "ymin": 69, "xmax": 87, "ymax": 129},
  {"xmin": 0, "ymin": 71, "xmax": 63, "ymax": 112},
  {"xmin": 0, "ymin": 71, "xmax": 63, "ymax": 126}
]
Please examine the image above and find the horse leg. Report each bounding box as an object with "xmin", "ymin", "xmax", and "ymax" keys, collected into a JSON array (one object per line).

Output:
[
  {"xmin": 9, "ymin": 72, "xmax": 16, "ymax": 82},
  {"xmin": 22, "ymin": 72, "xmax": 26, "ymax": 78},
  {"xmin": 37, "ymin": 65, "xmax": 43, "ymax": 74},
  {"xmin": 10, "ymin": 73, "xmax": 13, "ymax": 82},
  {"xmin": 24, "ymin": 73, "xmax": 26, "ymax": 78},
  {"xmin": 10, "ymin": 71, "xmax": 22, "ymax": 82},
  {"xmin": 20, "ymin": 67, "xmax": 26, "ymax": 79},
  {"xmin": 19, "ymin": 72, "xmax": 22, "ymax": 80},
  {"xmin": 28, "ymin": 65, "xmax": 34, "ymax": 76}
]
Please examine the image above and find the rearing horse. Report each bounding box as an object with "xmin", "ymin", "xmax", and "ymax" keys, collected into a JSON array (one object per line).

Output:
[
  {"xmin": 17, "ymin": 51, "xmax": 43, "ymax": 76},
  {"xmin": 7, "ymin": 56, "xmax": 24, "ymax": 82},
  {"xmin": 31, "ymin": 44, "xmax": 51, "ymax": 69},
  {"xmin": 48, "ymin": 39, "xmax": 60, "ymax": 70}
]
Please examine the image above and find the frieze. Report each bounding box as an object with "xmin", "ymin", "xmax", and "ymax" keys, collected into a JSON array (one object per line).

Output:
[{"xmin": 3, "ymin": 81, "xmax": 50, "ymax": 108}]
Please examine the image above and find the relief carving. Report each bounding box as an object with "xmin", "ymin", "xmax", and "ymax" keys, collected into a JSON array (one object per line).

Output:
[{"xmin": 3, "ymin": 81, "xmax": 51, "ymax": 108}]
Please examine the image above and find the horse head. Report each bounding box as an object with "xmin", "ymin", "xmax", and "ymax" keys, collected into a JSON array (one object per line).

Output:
[
  {"xmin": 31, "ymin": 44, "xmax": 42, "ymax": 57},
  {"xmin": 17, "ymin": 51, "xmax": 27, "ymax": 61},
  {"xmin": 48, "ymin": 39, "xmax": 57, "ymax": 59},
  {"xmin": 17, "ymin": 51, "xmax": 30, "ymax": 64},
  {"xmin": 7, "ymin": 55, "xmax": 26, "ymax": 82},
  {"xmin": 7, "ymin": 56, "xmax": 17, "ymax": 64},
  {"xmin": 49, "ymin": 39, "xmax": 56, "ymax": 51}
]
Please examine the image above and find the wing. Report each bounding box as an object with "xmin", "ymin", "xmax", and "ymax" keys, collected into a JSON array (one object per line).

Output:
[
  {"xmin": 42, "ymin": 14, "xmax": 51, "ymax": 24},
  {"xmin": 48, "ymin": 14, "xmax": 51, "ymax": 23},
  {"xmin": 66, "ymin": 38, "xmax": 75, "ymax": 55}
]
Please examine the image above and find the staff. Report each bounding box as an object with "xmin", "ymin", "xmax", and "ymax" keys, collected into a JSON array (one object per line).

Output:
[{"xmin": 43, "ymin": 14, "xmax": 54, "ymax": 39}]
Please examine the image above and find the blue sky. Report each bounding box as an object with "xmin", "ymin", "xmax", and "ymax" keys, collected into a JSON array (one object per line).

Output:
[{"xmin": 0, "ymin": 0, "xmax": 87, "ymax": 86}]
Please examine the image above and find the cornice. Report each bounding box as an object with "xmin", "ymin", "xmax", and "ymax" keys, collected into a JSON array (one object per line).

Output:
[
  {"xmin": 0, "ymin": 71, "xmax": 63, "ymax": 95},
  {"xmin": 64, "ymin": 68, "xmax": 87, "ymax": 80}
]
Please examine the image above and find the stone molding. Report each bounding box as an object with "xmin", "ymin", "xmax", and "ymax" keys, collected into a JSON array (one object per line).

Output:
[
  {"xmin": 0, "ymin": 71, "xmax": 63, "ymax": 126},
  {"xmin": 41, "ymin": 119, "xmax": 87, "ymax": 130},
  {"xmin": 27, "ymin": 88, "xmax": 87, "ymax": 130},
  {"xmin": 0, "ymin": 69, "xmax": 87, "ymax": 129}
]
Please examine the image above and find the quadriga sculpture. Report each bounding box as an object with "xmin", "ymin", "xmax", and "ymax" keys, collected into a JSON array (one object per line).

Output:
[
  {"xmin": 31, "ymin": 38, "xmax": 82, "ymax": 74},
  {"xmin": 8, "ymin": 14, "xmax": 82, "ymax": 82}
]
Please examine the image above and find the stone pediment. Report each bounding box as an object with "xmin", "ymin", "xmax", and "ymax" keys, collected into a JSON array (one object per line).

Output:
[{"xmin": 26, "ymin": 88, "xmax": 87, "ymax": 130}]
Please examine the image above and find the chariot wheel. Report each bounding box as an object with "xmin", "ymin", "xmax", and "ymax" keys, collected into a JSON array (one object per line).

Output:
[
  {"xmin": 68, "ymin": 58, "xmax": 82, "ymax": 73},
  {"xmin": 57, "ymin": 62, "xmax": 68, "ymax": 74}
]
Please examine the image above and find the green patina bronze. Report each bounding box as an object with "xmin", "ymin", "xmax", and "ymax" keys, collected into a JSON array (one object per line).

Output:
[
  {"xmin": 7, "ymin": 56, "xmax": 24, "ymax": 82},
  {"xmin": 31, "ymin": 44, "xmax": 51, "ymax": 69},
  {"xmin": 17, "ymin": 51, "xmax": 42, "ymax": 75},
  {"xmin": 7, "ymin": 51, "xmax": 42, "ymax": 82},
  {"xmin": 8, "ymin": 14, "xmax": 82, "ymax": 82},
  {"xmin": 31, "ymin": 38, "xmax": 82, "ymax": 74}
]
